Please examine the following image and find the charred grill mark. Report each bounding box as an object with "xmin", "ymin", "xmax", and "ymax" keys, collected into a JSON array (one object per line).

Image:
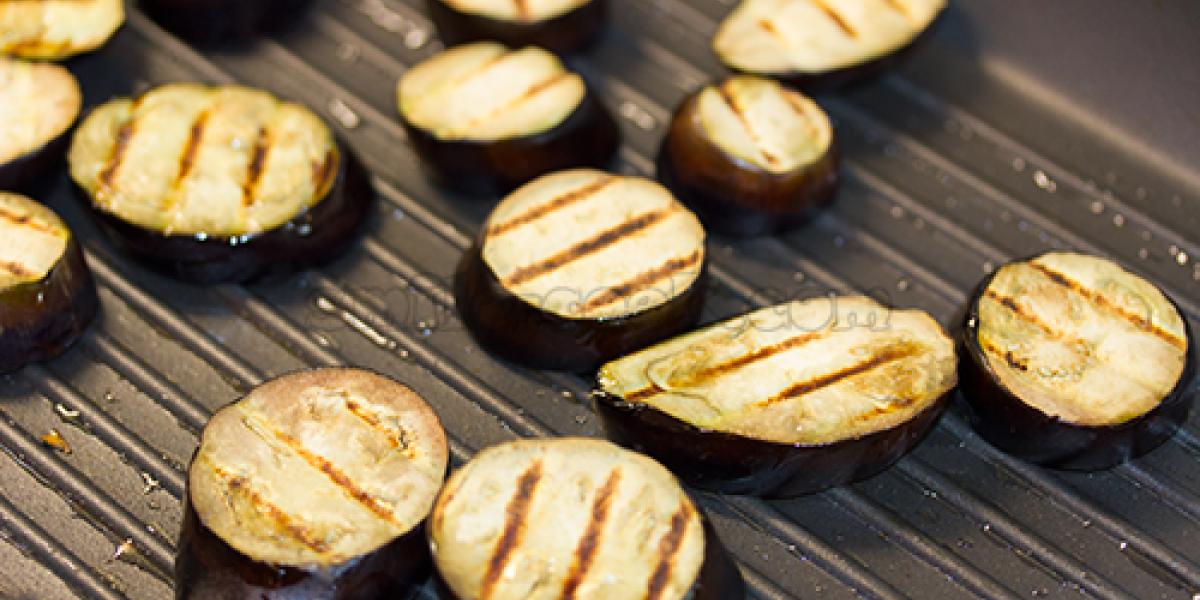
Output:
[
  {"xmin": 782, "ymin": 94, "xmax": 819, "ymax": 140},
  {"xmin": 624, "ymin": 384, "xmax": 664, "ymax": 403},
  {"xmin": 579, "ymin": 250, "xmax": 703, "ymax": 313},
  {"xmin": 463, "ymin": 72, "xmax": 572, "ymax": 130},
  {"xmin": 0, "ymin": 260, "xmax": 36, "ymax": 278},
  {"xmin": 453, "ymin": 50, "xmax": 516, "ymax": 90},
  {"xmin": 0, "ymin": 207, "xmax": 59, "ymax": 235},
  {"xmin": 98, "ymin": 120, "xmax": 136, "ymax": 193},
  {"xmin": 882, "ymin": 0, "xmax": 913, "ymax": 19},
  {"xmin": 717, "ymin": 82, "xmax": 780, "ymax": 167},
  {"xmin": 980, "ymin": 339, "xmax": 1029, "ymax": 372},
  {"xmin": 757, "ymin": 18, "xmax": 785, "ymax": 42},
  {"xmin": 174, "ymin": 110, "xmax": 209, "ymax": 188},
  {"xmin": 561, "ymin": 469, "xmax": 623, "ymax": 599},
  {"xmin": 311, "ymin": 149, "xmax": 338, "ymax": 201},
  {"xmin": 645, "ymin": 502, "xmax": 694, "ymax": 600},
  {"xmin": 481, "ymin": 461, "xmax": 544, "ymax": 600},
  {"xmin": 759, "ymin": 343, "xmax": 919, "ymax": 407},
  {"xmin": 344, "ymin": 399, "xmax": 411, "ymax": 452},
  {"xmin": 811, "ymin": 0, "xmax": 858, "ymax": 37},
  {"xmin": 486, "ymin": 177, "xmax": 615, "ymax": 238},
  {"xmin": 512, "ymin": 0, "xmax": 530, "ymax": 20},
  {"xmin": 983, "ymin": 289, "xmax": 1057, "ymax": 337},
  {"xmin": 686, "ymin": 330, "xmax": 828, "ymax": 386},
  {"xmin": 242, "ymin": 127, "xmax": 271, "ymax": 207},
  {"xmin": 211, "ymin": 465, "xmax": 330, "ymax": 553}
]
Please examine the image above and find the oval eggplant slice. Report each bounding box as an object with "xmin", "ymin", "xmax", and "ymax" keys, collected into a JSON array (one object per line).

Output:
[
  {"xmin": 425, "ymin": 0, "xmax": 606, "ymax": 55},
  {"xmin": 68, "ymin": 83, "xmax": 372, "ymax": 284},
  {"xmin": 0, "ymin": 57, "xmax": 82, "ymax": 190},
  {"xmin": 397, "ymin": 42, "xmax": 619, "ymax": 194},
  {"xmin": 595, "ymin": 295, "xmax": 956, "ymax": 497},
  {"xmin": 0, "ymin": 193, "xmax": 98, "ymax": 374},
  {"xmin": 429, "ymin": 438, "xmax": 745, "ymax": 600},
  {"xmin": 960, "ymin": 252, "xmax": 1196, "ymax": 470},
  {"xmin": 139, "ymin": 0, "xmax": 314, "ymax": 45},
  {"xmin": 0, "ymin": 0, "xmax": 124, "ymax": 60},
  {"xmin": 713, "ymin": 0, "xmax": 946, "ymax": 89},
  {"xmin": 658, "ymin": 75, "xmax": 839, "ymax": 237},
  {"xmin": 178, "ymin": 368, "xmax": 449, "ymax": 599},
  {"xmin": 454, "ymin": 169, "xmax": 707, "ymax": 371}
]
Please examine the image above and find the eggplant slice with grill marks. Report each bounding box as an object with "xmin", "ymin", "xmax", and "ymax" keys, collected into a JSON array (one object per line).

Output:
[
  {"xmin": 68, "ymin": 83, "xmax": 372, "ymax": 284},
  {"xmin": 397, "ymin": 42, "xmax": 619, "ymax": 195},
  {"xmin": 454, "ymin": 169, "xmax": 707, "ymax": 372},
  {"xmin": 595, "ymin": 295, "xmax": 957, "ymax": 497},
  {"xmin": 0, "ymin": 193, "xmax": 98, "ymax": 374},
  {"xmin": 0, "ymin": 0, "xmax": 124, "ymax": 60},
  {"xmin": 960, "ymin": 252, "xmax": 1196, "ymax": 470},
  {"xmin": 658, "ymin": 75, "xmax": 839, "ymax": 237},
  {"xmin": 429, "ymin": 438, "xmax": 745, "ymax": 600},
  {"xmin": 425, "ymin": 0, "xmax": 606, "ymax": 55},
  {"xmin": 178, "ymin": 368, "xmax": 449, "ymax": 599},
  {"xmin": 139, "ymin": 0, "xmax": 314, "ymax": 45},
  {"xmin": 0, "ymin": 57, "xmax": 82, "ymax": 191}
]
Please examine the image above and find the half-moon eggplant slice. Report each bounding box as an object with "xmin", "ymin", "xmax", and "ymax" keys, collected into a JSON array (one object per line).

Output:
[
  {"xmin": 455, "ymin": 169, "xmax": 707, "ymax": 372},
  {"xmin": 595, "ymin": 295, "xmax": 956, "ymax": 497},
  {"xmin": 0, "ymin": 0, "xmax": 124, "ymax": 60},
  {"xmin": 429, "ymin": 438, "xmax": 745, "ymax": 600},
  {"xmin": 397, "ymin": 42, "xmax": 619, "ymax": 195},
  {"xmin": 960, "ymin": 252, "xmax": 1196, "ymax": 471},
  {"xmin": 139, "ymin": 0, "xmax": 314, "ymax": 45},
  {"xmin": 658, "ymin": 75, "xmax": 839, "ymax": 236},
  {"xmin": 713, "ymin": 0, "xmax": 946, "ymax": 89},
  {"xmin": 68, "ymin": 83, "xmax": 372, "ymax": 284},
  {"xmin": 425, "ymin": 0, "xmax": 606, "ymax": 55},
  {"xmin": 0, "ymin": 192, "xmax": 98, "ymax": 374},
  {"xmin": 0, "ymin": 57, "xmax": 82, "ymax": 190},
  {"xmin": 177, "ymin": 368, "xmax": 449, "ymax": 599}
]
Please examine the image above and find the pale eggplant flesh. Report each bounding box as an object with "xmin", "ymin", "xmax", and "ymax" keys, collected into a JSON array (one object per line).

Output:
[
  {"xmin": 425, "ymin": 0, "xmax": 607, "ymax": 55},
  {"xmin": 0, "ymin": 58, "xmax": 82, "ymax": 191},
  {"xmin": 0, "ymin": 0, "xmax": 124, "ymax": 60}
]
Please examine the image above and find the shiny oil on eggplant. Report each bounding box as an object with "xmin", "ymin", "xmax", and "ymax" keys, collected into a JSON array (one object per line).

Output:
[
  {"xmin": 139, "ymin": 0, "xmax": 314, "ymax": 45},
  {"xmin": 0, "ymin": 0, "xmax": 124, "ymax": 60},
  {"xmin": 425, "ymin": 0, "xmax": 607, "ymax": 55},
  {"xmin": 0, "ymin": 58, "xmax": 82, "ymax": 191}
]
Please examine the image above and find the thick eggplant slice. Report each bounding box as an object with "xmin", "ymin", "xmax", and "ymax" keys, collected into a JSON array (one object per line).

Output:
[
  {"xmin": 713, "ymin": 0, "xmax": 946, "ymax": 89},
  {"xmin": 178, "ymin": 368, "xmax": 449, "ymax": 599},
  {"xmin": 0, "ymin": 0, "xmax": 124, "ymax": 60},
  {"xmin": 397, "ymin": 42, "xmax": 619, "ymax": 195},
  {"xmin": 429, "ymin": 438, "xmax": 745, "ymax": 600},
  {"xmin": 960, "ymin": 252, "xmax": 1196, "ymax": 471},
  {"xmin": 0, "ymin": 193, "xmax": 98, "ymax": 374},
  {"xmin": 68, "ymin": 83, "xmax": 372, "ymax": 284},
  {"xmin": 0, "ymin": 57, "xmax": 82, "ymax": 190},
  {"xmin": 139, "ymin": 0, "xmax": 314, "ymax": 45},
  {"xmin": 454, "ymin": 169, "xmax": 707, "ymax": 371},
  {"xmin": 658, "ymin": 75, "xmax": 839, "ymax": 237},
  {"xmin": 595, "ymin": 295, "xmax": 956, "ymax": 497},
  {"xmin": 425, "ymin": 0, "xmax": 606, "ymax": 55}
]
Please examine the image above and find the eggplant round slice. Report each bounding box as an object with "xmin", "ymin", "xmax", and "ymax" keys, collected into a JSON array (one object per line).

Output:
[
  {"xmin": 960, "ymin": 252, "xmax": 1196, "ymax": 470},
  {"xmin": 0, "ymin": 57, "xmax": 82, "ymax": 191},
  {"xmin": 713, "ymin": 0, "xmax": 946, "ymax": 89},
  {"xmin": 178, "ymin": 368, "xmax": 449, "ymax": 599},
  {"xmin": 139, "ymin": 0, "xmax": 313, "ymax": 45},
  {"xmin": 68, "ymin": 83, "xmax": 372, "ymax": 284},
  {"xmin": 397, "ymin": 42, "xmax": 619, "ymax": 195},
  {"xmin": 0, "ymin": 193, "xmax": 98, "ymax": 374},
  {"xmin": 425, "ymin": 0, "xmax": 606, "ymax": 55},
  {"xmin": 454, "ymin": 169, "xmax": 707, "ymax": 371},
  {"xmin": 596, "ymin": 295, "xmax": 956, "ymax": 497},
  {"xmin": 429, "ymin": 438, "xmax": 745, "ymax": 600},
  {"xmin": 0, "ymin": 0, "xmax": 124, "ymax": 60},
  {"xmin": 658, "ymin": 75, "xmax": 838, "ymax": 237}
]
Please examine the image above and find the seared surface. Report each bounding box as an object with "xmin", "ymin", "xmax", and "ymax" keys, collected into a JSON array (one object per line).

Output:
[
  {"xmin": 0, "ymin": 0, "xmax": 124, "ymax": 58},
  {"xmin": 0, "ymin": 58, "xmax": 81, "ymax": 165},
  {"xmin": 0, "ymin": 192, "xmax": 70, "ymax": 290}
]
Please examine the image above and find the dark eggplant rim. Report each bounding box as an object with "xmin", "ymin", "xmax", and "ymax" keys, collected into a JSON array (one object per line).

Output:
[
  {"xmin": 424, "ymin": 0, "xmax": 607, "ymax": 55},
  {"xmin": 138, "ymin": 0, "xmax": 316, "ymax": 46}
]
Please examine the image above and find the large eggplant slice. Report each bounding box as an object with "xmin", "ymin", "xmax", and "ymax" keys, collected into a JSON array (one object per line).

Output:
[
  {"xmin": 595, "ymin": 295, "xmax": 956, "ymax": 497},
  {"xmin": 68, "ymin": 83, "xmax": 372, "ymax": 284},
  {"xmin": 177, "ymin": 368, "xmax": 449, "ymax": 599},
  {"xmin": 713, "ymin": 0, "xmax": 946, "ymax": 89},
  {"xmin": 425, "ymin": 0, "xmax": 606, "ymax": 55},
  {"xmin": 397, "ymin": 42, "xmax": 619, "ymax": 195},
  {"xmin": 0, "ymin": 0, "xmax": 124, "ymax": 60},
  {"xmin": 429, "ymin": 438, "xmax": 745, "ymax": 600},
  {"xmin": 454, "ymin": 169, "xmax": 707, "ymax": 371},
  {"xmin": 960, "ymin": 252, "xmax": 1196, "ymax": 471},
  {"xmin": 139, "ymin": 0, "xmax": 314, "ymax": 45},
  {"xmin": 658, "ymin": 75, "xmax": 839, "ymax": 237},
  {"xmin": 0, "ymin": 57, "xmax": 82, "ymax": 190}
]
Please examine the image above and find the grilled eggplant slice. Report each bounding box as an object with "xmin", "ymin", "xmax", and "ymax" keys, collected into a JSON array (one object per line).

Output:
[
  {"xmin": 177, "ymin": 368, "xmax": 449, "ymax": 599},
  {"xmin": 0, "ymin": 57, "xmax": 82, "ymax": 190},
  {"xmin": 658, "ymin": 75, "xmax": 838, "ymax": 236},
  {"xmin": 454, "ymin": 169, "xmax": 707, "ymax": 371},
  {"xmin": 0, "ymin": 0, "xmax": 124, "ymax": 60},
  {"xmin": 140, "ymin": 0, "xmax": 313, "ymax": 45},
  {"xmin": 0, "ymin": 193, "xmax": 98, "ymax": 373},
  {"xmin": 596, "ymin": 295, "xmax": 956, "ymax": 497},
  {"xmin": 713, "ymin": 0, "xmax": 946, "ymax": 89},
  {"xmin": 397, "ymin": 42, "xmax": 619, "ymax": 194},
  {"xmin": 425, "ymin": 0, "xmax": 606, "ymax": 55},
  {"xmin": 960, "ymin": 252, "xmax": 1196, "ymax": 470},
  {"xmin": 429, "ymin": 438, "xmax": 744, "ymax": 600},
  {"xmin": 68, "ymin": 83, "xmax": 371, "ymax": 284}
]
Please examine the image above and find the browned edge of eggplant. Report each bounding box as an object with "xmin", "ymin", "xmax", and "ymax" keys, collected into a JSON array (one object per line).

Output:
[
  {"xmin": 0, "ymin": 132, "xmax": 72, "ymax": 194},
  {"xmin": 425, "ymin": 0, "xmax": 607, "ymax": 55},
  {"xmin": 453, "ymin": 240, "xmax": 707, "ymax": 372},
  {"xmin": 138, "ymin": 0, "xmax": 315, "ymax": 45},
  {"xmin": 399, "ymin": 87, "xmax": 620, "ymax": 197},
  {"xmin": 957, "ymin": 257, "xmax": 1198, "ymax": 471}
]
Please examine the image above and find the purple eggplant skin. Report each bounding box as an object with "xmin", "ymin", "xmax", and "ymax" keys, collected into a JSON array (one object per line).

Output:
[
  {"xmin": 957, "ymin": 269, "xmax": 1198, "ymax": 471},
  {"xmin": 0, "ymin": 133, "xmax": 71, "ymax": 194},
  {"xmin": 138, "ymin": 0, "xmax": 314, "ymax": 45},
  {"xmin": 453, "ymin": 241, "xmax": 706, "ymax": 373},
  {"xmin": 400, "ymin": 88, "xmax": 619, "ymax": 196},
  {"xmin": 0, "ymin": 237, "xmax": 99, "ymax": 374},
  {"xmin": 656, "ymin": 94, "xmax": 840, "ymax": 238},
  {"xmin": 425, "ymin": 0, "xmax": 607, "ymax": 55}
]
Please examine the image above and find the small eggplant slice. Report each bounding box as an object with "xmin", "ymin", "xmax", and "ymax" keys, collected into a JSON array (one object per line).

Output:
[
  {"xmin": 596, "ymin": 295, "xmax": 956, "ymax": 497},
  {"xmin": 68, "ymin": 83, "xmax": 372, "ymax": 284},
  {"xmin": 425, "ymin": 0, "xmax": 606, "ymax": 55},
  {"xmin": 178, "ymin": 368, "xmax": 449, "ymax": 599},
  {"xmin": 0, "ymin": 0, "xmax": 124, "ymax": 60},
  {"xmin": 454, "ymin": 169, "xmax": 707, "ymax": 371},
  {"xmin": 713, "ymin": 0, "xmax": 946, "ymax": 89},
  {"xmin": 960, "ymin": 252, "xmax": 1196, "ymax": 471},
  {"xmin": 397, "ymin": 42, "xmax": 619, "ymax": 195},
  {"xmin": 658, "ymin": 75, "xmax": 838, "ymax": 236},
  {"xmin": 139, "ymin": 0, "xmax": 314, "ymax": 45},
  {"xmin": 429, "ymin": 438, "xmax": 745, "ymax": 600},
  {"xmin": 0, "ymin": 193, "xmax": 98, "ymax": 374},
  {"xmin": 0, "ymin": 57, "xmax": 82, "ymax": 190}
]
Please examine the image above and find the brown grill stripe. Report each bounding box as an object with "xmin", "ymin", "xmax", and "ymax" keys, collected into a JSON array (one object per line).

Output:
[
  {"xmin": 782, "ymin": 94, "xmax": 819, "ymax": 140},
  {"xmin": 561, "ymin": 469, "xmax": 623, "ymax": 599},
  {"xmin": 758, "ymin": 343, "xmax": 919, "ymax": 407},
  {"xmin": 758, "ymin": 18, "xmax": 784, "ymax": 41},
  {"xmin": 579, "ymin": 250, "xmax": 703, "ymax": 312},
  {"xmin": 452, "ymin": 50, "xmax": 516, "ymax": 90},
  {"xmin": 983, "ymin": 289, "xmax": 1058, "ymax": 337},
  {"xmin": 0, "ymin": 208, "xmax": 60, "ymax": 235},
  {"xmin": 0, "ymin": 260, "xmax": 36, "ymax": 278},
  {"xmin": 211, "ymin": 464, "xmax": 330, "ymax": 553},
  {"xmin": 812, "ymin": 0, "xmax": 858, "ymax": 37},
  {"xmin": 98, "ymin": 120, "xmax": 136, "ymax": 193},
  {"xmin": 480, "ymin": 460, "xmax": 544, "ymax": 600},
  {"xmin": 173, "ymin": 110, "xmax": 209, "ymax": 188},
  {"xmin": 624, "ymin": 384, "xmax": 664, "ymax": 403},
  {"xmin": 512, "ymin": 0, "xmax": 530, "ymax": 20},
  {"xmin": 311, "ymin": 149, "xmax": 338, "ymax": 201},
  {"xmin": 486, "ymin": 176, "xmax": 615, "ymax": 238},
  {"xmin": 979, "ymin": 338, "xmax": 1030, "ymax": 373},
  {"xmin": 882, "ymin": 0, "xmax": 913, "ymax": 19},
  {"xmin": 717, "ymin": 82, "xmax": 781, "ymax": 167},
  {"xmin": 344, "ymin": 399, "xmax": 410, "ymax": 452},
  {"xmin": 463, "ymin": 72, "xmax": 572, "ymax": 131},
  {"xmin": 691, "ymin": 330, "xmax": 828, "ymax": 386},
  {"xmin": 242, "ymin": 127, "xmax": 271, "ymax": 207},
  {"xmin": 645, "ymin": 502, "xmax": 694, "ymax": 600}
]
